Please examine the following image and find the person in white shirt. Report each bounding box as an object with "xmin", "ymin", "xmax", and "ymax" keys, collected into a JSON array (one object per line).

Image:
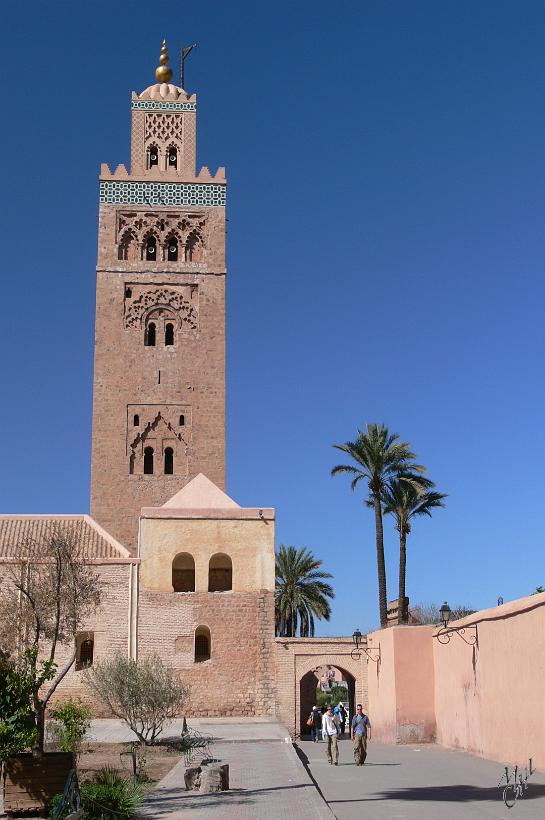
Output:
[{"xmin": 322, "ymin": 704, "xmax": 341, "ymax": 765}]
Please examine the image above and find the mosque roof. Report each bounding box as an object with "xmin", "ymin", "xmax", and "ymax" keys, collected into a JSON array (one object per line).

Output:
[
  {"xmin": 162, "ymin": 474, "xmax": 240, "ymax": 510},
  {"xmin": 0, "ymin": 515, "xmax": 131, "ymax": 560}
]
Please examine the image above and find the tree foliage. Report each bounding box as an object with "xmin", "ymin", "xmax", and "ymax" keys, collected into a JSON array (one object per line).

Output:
[
  {"xmin": 275, "ymin": 545, "xmax": 334, "ymax": 637},
  {"xmin": 49, "ymin": 698, "xmax": 92, "ymax": 763},
  {"xmin": 382, "ymin": 480, "xmax": 447, "ymax": 623},
  {"xmin": 0, "ymin": 649, "xmax": 55, "ymax": 761},
  {"xmin": 410, "ymin": 602, "xmax": 476, "ymax": 624},
  {"xmin": 86, "ymin": 654, "xmax": 189, "ymax": 745},
  {"xmin": 0, "ymin": 525, "xmax": 102, "ymax": 754},
  {"xmin": 332, "ymin": 423, "xmax": 430, "ymax": 627}
]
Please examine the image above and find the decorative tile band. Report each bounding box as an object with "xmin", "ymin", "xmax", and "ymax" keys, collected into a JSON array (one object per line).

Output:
[
  {"xmin": 99, "ymin": 181, "xmax": 226, "ymax": 207},
  {"xmin": 131, "ymin": 101, "xmax": 196, "ymax": 112}
]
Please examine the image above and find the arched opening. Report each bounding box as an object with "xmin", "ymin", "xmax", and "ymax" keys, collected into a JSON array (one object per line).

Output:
[
  {"xmin": 164, "ymin": 446, "xmax": 174, "ymax": 474},
  {"xmin": 75, "ymin": 633, "xmax": 94, "ymax": 671},
  {"xmin": 179, "ymin": 414, "xmax": 185, "ymax": 426},
  {"xmin": 143, "ymin": 446, "xmax": 154, "ymax": 475},
  {"xmin": 145, "ymin": 235, "xmax": 157, "ymax": 261},
  {"xmin": 133, "ymin": 414, "xmax": 140, "ymax": 427},
  {"xmin": 208, "ymin": 553, "xmax": 232, "ymax": 592},
  {"xmin": 167, "ymin": 146, "xmax": 178, "ymax": 169},
  {"xmin": 185, "ymin": 231, "xmax": 203, "ymax": 262},
  {"xmin": 195, "ymin": 626, "xmax": 211, "ymax": 662},
  {"xmin": 299, "ymin": 665, "xmax": 356, "ymax": 738},
  {"xmin": 165, "ymin": 322, "xmax": 174, "ymax": 346},
  {"xmin": 148, "ymin": 144, "xmax": 159, "ymax": 169},
  {"xmin": 145, "ymin": 322, "xmax": 156, "ymax": 347},
  {"xmin": 172, "ymin": 552, "xmax": 195, "ymax": 592},
  {"xmin": 167, "ymin": 236, "xmax": 178, "ymax": 262},
  {"xmin": 118, "ymin": 232, "xmax": 137, "ymax": 261}
]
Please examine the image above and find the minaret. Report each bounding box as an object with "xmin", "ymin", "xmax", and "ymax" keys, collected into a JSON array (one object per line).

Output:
[{"xmin": 90, "ymin": 42, "xmax": 226, "ymax": 552}]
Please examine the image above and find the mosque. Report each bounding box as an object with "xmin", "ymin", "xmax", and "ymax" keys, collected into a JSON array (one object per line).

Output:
[{"xmin": 0, "ymin": 42, "xmax": 367, "ymax": 734}]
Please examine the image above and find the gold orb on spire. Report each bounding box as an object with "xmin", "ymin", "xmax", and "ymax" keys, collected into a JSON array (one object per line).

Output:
[{"xmin": 155, "ymin": 39, "xmax": 173, "ymax": 83}]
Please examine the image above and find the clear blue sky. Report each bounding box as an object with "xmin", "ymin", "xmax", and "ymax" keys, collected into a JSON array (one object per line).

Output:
[{"xmin": 1, "ymin": 0, "xmax": 544, "ymax": 635}]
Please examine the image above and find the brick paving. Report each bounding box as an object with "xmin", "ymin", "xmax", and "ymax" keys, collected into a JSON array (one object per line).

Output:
[
  {"xmin": 138, "ymin": 739, "xmax": 333, "ymax": 819},
  {"xmin": 299, "ymin": 737, "xmax": 545, "ymax": 819}
]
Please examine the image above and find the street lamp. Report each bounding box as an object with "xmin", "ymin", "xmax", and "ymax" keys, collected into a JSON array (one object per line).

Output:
[
  {"xmin": 439, "ymin": 601, "xmax": 452, "ymax": 629},
  {"xmin": 351, "ymin": 628, "xmax": 380, "ymax": 664},
  {"xmin": 352, "ymin": 628, "xmax": 363, "ymax": 650},
  {"xmin": 434, "ymin": 600, "xmax": 477, "ymax": 646}
]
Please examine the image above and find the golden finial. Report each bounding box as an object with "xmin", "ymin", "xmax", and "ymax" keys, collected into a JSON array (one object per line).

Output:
[{"xmin": 155, "ymin": 39, "xmax": 173, "ymax": 83}]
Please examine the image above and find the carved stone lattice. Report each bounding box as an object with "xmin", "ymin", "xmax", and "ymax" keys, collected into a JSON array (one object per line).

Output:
[
  {"xmin": 124, "ymin": 287, "xmax": 198, "ymax": 330},
  {"xmin": 117, "ymin": 211, "xmax": 207, "ymax": 246},
  {"xmin": 145, "ymin": 113, "xmax": 183, "ymax": 143},
  {"xmin": 129, "ymin": 411, "xmax": 189, "ymax": 452}
]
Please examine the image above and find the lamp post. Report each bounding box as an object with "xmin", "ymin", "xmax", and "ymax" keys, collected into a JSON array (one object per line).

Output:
[
  {"xmin": 352, "ymin": 628, "xmax": 380, "ymax": 664},
  {"xmin": 434, "ymin": 600, "xmax": 477, "ymax": 646}
]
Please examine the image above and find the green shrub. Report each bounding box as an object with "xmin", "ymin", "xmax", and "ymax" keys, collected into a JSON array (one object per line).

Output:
[
  {"xmin": 81, "ymin": 767, "xmax": 144, "ymax": 819},
  {"xmin": 50, "ymin": 767, "xmax": 144, "ymax": 820},
  {"xmin": 49, "ymin": 699, "xmax": 92, "ymax": 755}
]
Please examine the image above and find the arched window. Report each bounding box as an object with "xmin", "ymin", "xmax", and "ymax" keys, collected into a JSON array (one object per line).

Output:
[
  {"xmin": 133, "ymin": 414, "xmax": 140, "ymax": 426},
  {"xmin": 172, "ymin": 552, "xmax": 195, "ymax": 592},
  {"xmin": 167, "ymin": 237, "xmax": 178, "ymax": 262},
  {"xmin": 75, "ymin": 633, "xmax": 94, "ymax": 670},
  {"xmin": 179, "ymin": 414, "xmax": 185, "ymax": 426},
  {"xmin": 165, "ymin": 323, "xmax": 174, "ymax": 346},
  {"xmin": 148, "ymin": 144, "xmax": 159, "ymax": 168},
  {"xmin": 118, "ymin": 232, "xmax": 136, "ymax": 261},
  {"xmin": 145, "ymin": 236, "xmax": 157, "ymax": 261},
  {"xmin": 144, "ymin": 446, "xmax": 154, "ymax": 475},
  {"xmin": 208, "ymin": 553, "xmax": 232, "ymax": 592},
  {"xmin": 164, "ymin": 446, "xmax": 174, "ymax": 474},
  {"xmin": 195, "ymin": 626, "xmax": 211, "ymax": 662},
  {"xmin": 145, "ymin": 322, "xmax": 156, "ymax": 347},
  {"xmin": 167, "ymin": 146, "xmax": 178, "ymax": 169},
  {"xmin": 185, "ymin": 231, "xmax": 203, "ymax": 262}
]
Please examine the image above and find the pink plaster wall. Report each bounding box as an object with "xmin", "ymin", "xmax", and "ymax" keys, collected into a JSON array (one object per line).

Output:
[
  {"xmin": 433, "ymin": 593, "xmax": 545, "ymax": 770},
  {"xmin": 367, "ymin": 626, "xmax": 436, "ymax": 744},
  {"xmin": 366, "ymin": 628, "xmax": 397, "ymax": 743}
]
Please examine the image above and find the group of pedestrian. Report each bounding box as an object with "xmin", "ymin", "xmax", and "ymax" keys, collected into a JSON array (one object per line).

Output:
[{"xmin": 307, "ymin": 702, "xmax": 371, "ymax": 766}]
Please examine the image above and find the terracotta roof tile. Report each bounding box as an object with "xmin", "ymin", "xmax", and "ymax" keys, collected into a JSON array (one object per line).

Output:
[{"xmin": 0, "ymin": 516, "xmax": 130, "ymax": 560}]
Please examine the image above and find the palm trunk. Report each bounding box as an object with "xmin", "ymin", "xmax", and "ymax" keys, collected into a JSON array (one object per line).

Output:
[
  {"xmin": 374, "ymin": 496, "xmax": 388, "ymax": 627},
  {"xmin": 398, "ymin": 530, "xmax": 407, "ymax": 624}
]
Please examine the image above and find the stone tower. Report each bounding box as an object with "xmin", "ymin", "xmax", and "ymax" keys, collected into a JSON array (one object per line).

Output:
[{"xmin": 90, "ymin": 42, "xmax": 226, "ymax": 552}]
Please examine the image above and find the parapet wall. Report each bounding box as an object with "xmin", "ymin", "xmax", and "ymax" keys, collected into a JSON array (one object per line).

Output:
[{"xmin": 367, "ymin": 591, "xmax": 545, "ymax": 771}]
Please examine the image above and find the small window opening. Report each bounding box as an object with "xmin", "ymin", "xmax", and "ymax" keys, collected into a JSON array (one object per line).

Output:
[
  {"xmin": 168, "ymin": 147, "xmax": 178, "ymax": 169},
  {"xmin": 144, "ymin": 446, "xmax": 154, "ymax": 475},
  {"xmin": 165, "ymin": 323, "xmax": 174, "ymax": 345},
  {"xmin": 167, "ymin": 237, "xmax": 178, "ymax": 261},
  {"xmin": 145, "ymin": 322, "xmax": 156, "ymax": 346},
  {"xmin": 76, "ymin": 634, "xmax": 94, "ymax": 671},
  {"xmin": 125, "ymin": 287, "xmax": 132, "ymax": 297},
  {"xmin": 195, "ymin": 626, "xmax": 211, "ymax": 662},
  {"xmin": 149, "ymin": 146, "xmax": 159, "ymax": 168},
  {"xmin": 172, "ymin": 552, "xmax": 195, "ymax": 592},
  {"xmin": 145, "ymin": 236, "xmax": 157, "ymax": 261},
  {"xmin": 208, "ymin": 553, "xmax": 233, "ymax": 592},
  {"xmin": 164, "ymin": 447, "xmax": 174, "ymax": 475},
  {"xmin": 133, "ymin": 414, "xmax": 140, "ymax": 427},
  {"xmin": 179, "ymin": 414, "xmax": 185, "ymax": 426}
]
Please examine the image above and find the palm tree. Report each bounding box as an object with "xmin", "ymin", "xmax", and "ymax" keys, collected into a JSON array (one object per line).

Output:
[
  {"xmin": 275, "ymin": 545, "xmax": 334, "ymax": 637},
  {"xmin": 331, "ymin": 423, "xmax": 429, "ymax": 628},
  {"xmin": 382, "ymin": 480, "xmax": 447, "ymax": 624}
]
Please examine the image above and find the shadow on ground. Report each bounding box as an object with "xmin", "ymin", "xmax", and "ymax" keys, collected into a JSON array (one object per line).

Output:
[
  {"xmin": 139, "ymin": 782, "xmax": 316, "ymax": 814},
  {"xmin": 329, "ymin": 783, "xmax": 545, "ymax": 804}
]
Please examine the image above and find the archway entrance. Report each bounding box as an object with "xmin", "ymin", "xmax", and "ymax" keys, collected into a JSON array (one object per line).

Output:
[{"xmin": 299, "ymin": 665, "xmax": 356, "ymax": 737}]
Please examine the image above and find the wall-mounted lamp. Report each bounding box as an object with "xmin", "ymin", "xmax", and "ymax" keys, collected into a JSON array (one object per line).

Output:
[
  {"xmin": 352, "ymin": 628, "xmax": 381, "ymax": 664},
  {"xmin": 434, "ymin": 601, "xmax": 478, "ymax": 646}
]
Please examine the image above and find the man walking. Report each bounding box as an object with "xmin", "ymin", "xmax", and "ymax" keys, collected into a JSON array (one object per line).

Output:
[
  {"xmin": 351, "ymin": 704, "xmax": 371, "ymax": 765},
  {"xmin": 322, "ymin": 704, "xmax": 341, "ymax": 765}
]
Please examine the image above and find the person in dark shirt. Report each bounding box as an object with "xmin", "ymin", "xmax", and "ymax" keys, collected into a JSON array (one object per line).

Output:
[{"xmin": 351, "ymin": 704, "xmax": 371, "ymax": 765}]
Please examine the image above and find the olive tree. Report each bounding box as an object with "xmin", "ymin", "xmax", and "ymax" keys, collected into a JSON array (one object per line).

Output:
[
  {"xmin": 0, "ymin": 526, "xmax": 102, "ymax": 755},
  {"xmin": 86, "ymin": 654, "xmax": 189, "ymax": 745}
]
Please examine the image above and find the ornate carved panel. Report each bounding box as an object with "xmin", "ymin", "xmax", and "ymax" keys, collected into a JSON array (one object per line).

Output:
[
  {"xmin": 127, "ymin": 405, "xmax": 191, "ymax": 477},
  {"xmin": 145, "ymin": 113, "xmax": 184, "ymax": 143},
  {"xmin": 123, "ymin": 285, "xmax": 198, "ymax": 330},
  {"xmin": 116, "ymin": 210, "xmax": 207, "ymax": 246}
]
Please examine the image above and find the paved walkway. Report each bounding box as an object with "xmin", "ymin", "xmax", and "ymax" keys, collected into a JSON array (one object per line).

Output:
[{"xmin": 298, "ymin": 737, "xmax": 545, "ymax": 819}]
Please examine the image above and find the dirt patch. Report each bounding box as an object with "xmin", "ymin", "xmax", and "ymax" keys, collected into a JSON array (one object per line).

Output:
[{"xmin": 76, "ymin": 742, "xmax": 183, "ymax": 784}]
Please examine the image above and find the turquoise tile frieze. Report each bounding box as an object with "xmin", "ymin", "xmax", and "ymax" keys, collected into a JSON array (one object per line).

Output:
[
  {"xmin": 99, "ymin": 181, "xmax": 226, "ymax": 207},
  {"xmin": 131, "ymin": 101, "xmax": 196, "ymax": 112}
]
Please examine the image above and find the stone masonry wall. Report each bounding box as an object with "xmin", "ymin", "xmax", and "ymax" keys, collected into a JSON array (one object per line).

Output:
[{"xmin": 138, "ymin": 588, "xmax": 276, "ymax": 717}]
